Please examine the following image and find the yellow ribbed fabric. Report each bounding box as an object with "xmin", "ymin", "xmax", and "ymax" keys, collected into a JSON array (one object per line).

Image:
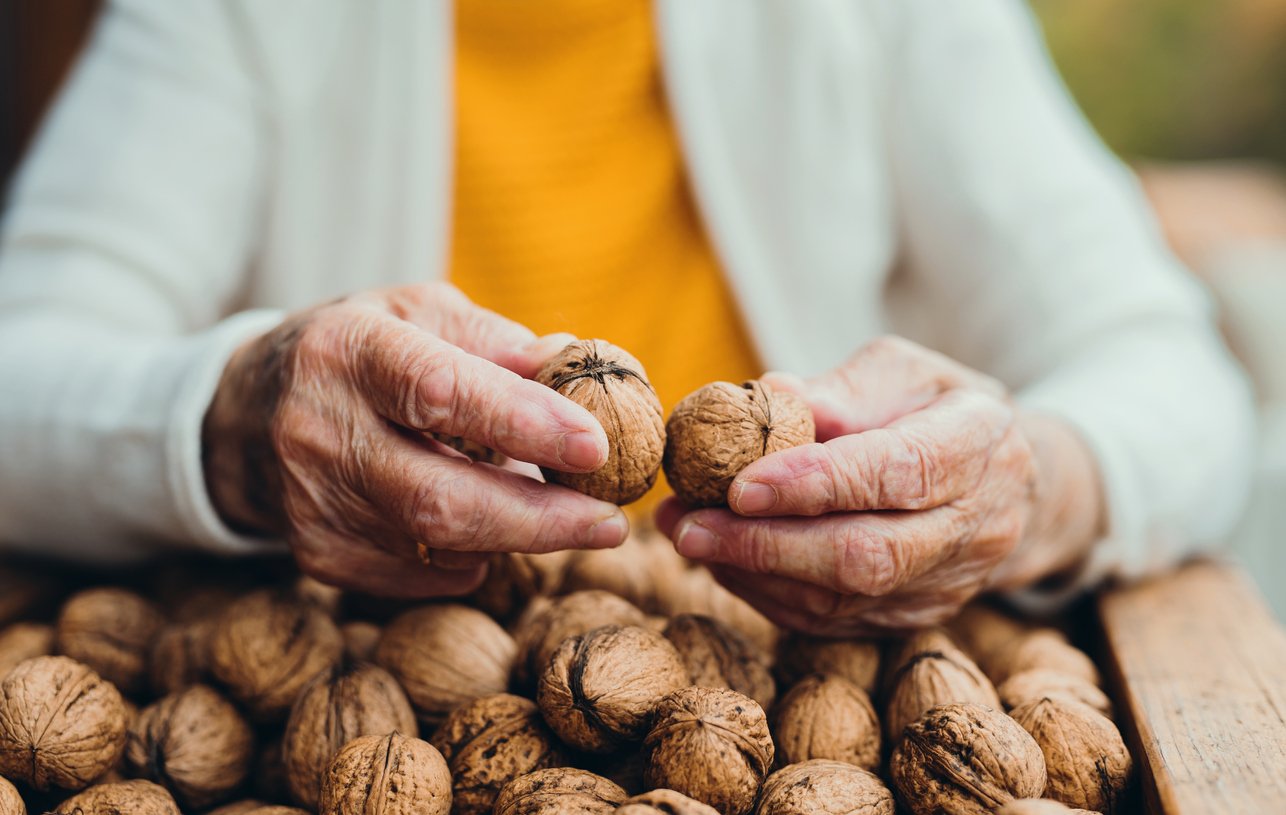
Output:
[{"xmin": 449, "ymin": 0, "xmax": 761, "ymax": 513}]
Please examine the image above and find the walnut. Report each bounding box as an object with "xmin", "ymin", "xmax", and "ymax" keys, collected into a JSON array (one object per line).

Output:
[
  {"xmin": 538, "ymin": 625, "xmax": 689, "ymax": 753},
  {"xmin": 240, "ymin": 808, "xmax": 311, "ymax": 815},
  {"xmin": 884, "ymin": 629, "xmax": 1000, "ymax": 743},
  {"xmin": 986, "ymin": 630, "xmax": 1101, "ymax": 687},
  {"xmin": 208, "ymin": 589, "xmax": 343, "ymax": 721},
  {"xmin": 663, "ymin": 380, "xmax": 814, "ymax": 508},
  {"xmin": 643, "ymin": 687, "xmax": 773, "ymax": 815},
  {"xmin": 755, "ymin": 760, "xmax": 895, "ymax": 815},
  {"xmin": 253, "ymin": 737, "xmax": 291, "ymax": 804},
  {"xmin": 0, "ymin": 622, "xmax": 53, "ymax": 679},
  {"xmin": 772, "ymin": 674, "xmax": 880, "ymax": 770},
  {"xmin": 661, "ymin": 568, "xmax": 780, "ymax": 654},
  {"xmin": 0, "ymin": 775, "xmax": 23, "ymax": 815},
  {"xmin": 996, "ymin": 800, "xmax": 1102, "ymax": 815},
  {"xmin": 283, "ymin": 662, "xmax": 417, "ymax": 809},
  {"xmin": 535, "ymin": 339, "xmax": 665, "ymax": 505},
  {"xmin": 0, "ymin": 656, "xmax": 127, "ymax": 791},
  {"xmin": 149, "ymin": 619, "xmax": 213, "ymax": 695},
  {"xmin": 616, "ymin": 789, "xmax": 720, "ymax": 814},
  {"xmin": 1009, "ymin": 697, "xmax": 1130, "ymax": 812},
  {"xmin": 48, "ymin": 780, "xmax": 180, "ymax": 815},
  {"xmin": 561, "ymin": 535, "xmax": 690, "ymax": 614},
  {"xmin": 997, "ymin": 669, "xmax": 1112, "ymax": 719},
  {"xmin": 430, "ymin": 693, "xmax": 565, "ymax": 815},
  {"xmin": 775, "ymin": 634, "xmax": 880, "ymax": 694},
  {"xmin": 339, "ymin": 621, "xmax": 382, "ymax": 662},
  {"xmin": 513, "ymin": 590, "xmax": 646, "ymax": 687},
  {"xmin": 889, "ymin": 702, "xmax": 1047, "ymax": 815},
  {"xmin": 318, "ymin": 732, "xmax": 451, "ymax": 815},
  {"xmin": 375, "ymin": 604, "xmax": 515, "ymax": 724},
  {"xmin": 205, "ymin": 801, "xmax": 271, "ymax": 815},
  {"xmin": 124, "ymin": 684, "xmax": 254, "ymax": 809},
  {"xmin": 470, "ymin": 551, "xmax": 571, "ymax": 622},
  {"xmin": 493, "ymin": 767, "xmax": 627, "ymax": 815},
  {"xmin": 663, "ymin": 614, "xmax": 775, "ymax": 709},
  {"xmin": 54, "ymin": 587, "xmax": 164, "ymax": 695},
  {"xmin": 947, "ymin": 603, "xmax": 1033, "ymax": 670}
]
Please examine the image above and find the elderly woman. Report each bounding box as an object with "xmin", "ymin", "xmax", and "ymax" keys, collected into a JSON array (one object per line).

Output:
[{"xmin": 0, "ymin": 0, "xmax": 1253, "ymax": 633}]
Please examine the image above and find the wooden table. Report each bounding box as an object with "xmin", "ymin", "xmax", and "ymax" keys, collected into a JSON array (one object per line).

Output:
[{"xmin": 1098, "ymin": 559, "xmax": 1286, "ymax": 814}]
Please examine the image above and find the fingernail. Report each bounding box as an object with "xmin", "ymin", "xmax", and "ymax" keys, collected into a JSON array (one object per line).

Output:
[
  {"xmin": 558, "ymin": 429, "xmax": 605, "ymax": 470},
  {"xmin": 676, "ymin": 520, "xmax": 718, "ymax": 559},
  {"xmin": 733, "ymin": 480, "xmax": 777, "ymax": 514},
  {"xmin": 589, "ymin": 513, "xmax": 628, "ymax": 548}
]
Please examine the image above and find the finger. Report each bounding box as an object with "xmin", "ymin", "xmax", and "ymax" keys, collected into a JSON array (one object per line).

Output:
[
  {"xmin": 418, "ymin": 549, "xmax": 492, "ymax": 570},
  {"xmin": 730, "ymin": 389, "xmax": 1014, "ymax": 515},
  {"xmin": 351, "ymin": 315, "xmax": 608, "ymax": 471},
  {"xmin": 667, "ymin": 505, "xmax": 973, "ymax": 597},
  {"xmin": 654, "ymin": 495, "xmax": 687, "ymax": 541},
  {"xmin": 293, "ymin": 532, "xmax": 488, "ymax": 599},
  {"xmin": 358, "ymin": 427, "xmax": 629, "ymax": 555}
]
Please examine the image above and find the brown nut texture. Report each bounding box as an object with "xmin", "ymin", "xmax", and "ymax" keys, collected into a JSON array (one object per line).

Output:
[
  {"xmin": 125, "ymin": 684, "xmax": 254, "ymax": 809},
  {"xmin": 644, "ymin": 687, "xmax": 773, "ymax": 815},
  {"xmin": 49, "ymin": 780, "xmax": 180, "ymax": 815},
  {"xmin": 0, "ymin": 622, "xmax": 53, "ymax": 680},
  {"xmin": 663, "ymin": 568, "xmax": 781, "ymax": 655},
  {"xmin": 493, "ymin": 767, "xmax": 627, "ymax": 815},
  {"xmin": 663, "ymin": 613, "xmax": 775, "ymax": 709},
  {"xmin": 319, "ymin": 732, "xmax": 451, "ymax": 815},
  {"xmin": 616, "ymin": 788, "xmax": 720, "ymax": 814},
  {"xmin": 535, "ymin": 339, "xmax": 665, "ymax": 505},
  {"xmin": 429, "ymin": 693, "xmax": 564, "ymax": 815},
  {"xmin": 754, "ymin": 760, "xmax": 895, "ymax": 815},
  {"xmin": 996, "ymin": 800, "xmax": 1102, "ymax": 815},
  {"xmin": 561, "ymin": 535, "xmax": 690, "ymax": 615},
  {"xmin": 469, "ymin": 552, "xmax": 571, "ymax": 622},
  {"xmin": 0, "ymin": 655, "xmax": 127, "ymax": 791},
  {"xmin": 513, "ymin": 590, "xmax": 646, "ymax": 687},
  {"xmin": 538, "ymin": 625, "xmax": 689, "ymax": 753},
  {"xmin": 663, "ymin": 380, "xmax": 814, "ymax": 508},
  {"xmin": 997, "ymin": 669, "xmax": 1112, "ymax": 719},
  {"xmin": 772, "ymin": 674, "xmax": 880, "ymax": 770},
  {"xmin": 987, "ymin": 630, "xmax": 1100, "ymax": 687},
  {"xmin": 1009, "ymin": 697, "xmax": 1130, "ymax": 813},
  {"xmin": 0, "ymin": 775, "xmax": 22, "ymax": 815},
  {"xmin": 54, "ymin": 587, "xmax": 163, "ymax": 695},
  {"xmin": 149, "ymin": 619, "xmax": 213, "ymax": 695},
  {"xmin": 339, "ymin": 621, "xmax": 382, "ymax": 663},
  {"xmin": 884, "ymin": 629, "xmax": 1000, "ymax": 743},
  {"xmin": 947, "ymin": 603, "xmax": 1033, "ymax": 670},
  {"xmin": 208, "ymin": 589, "xmax": 343, "ymax": 721},
  {"xmin": 375, "ymin": 603, "xmax": 515, "ymax": 724},
  {"xmin": 775, "ymin": 635, "xmax": 880, "ymax": 695},
  {"xmin": 205, "ymin": 801, "xmax": 270, "ymax": 815},
  {"xmin": 890, "ymin": 702, "xmax": 1047, "ymax": 815},
  {"xmin": 283, "ymin": 661, "xmax": 417, "ymax": 809},
  {"xmin": 253, "ymin": 737, "xmax": 291, "ymax": 804}
]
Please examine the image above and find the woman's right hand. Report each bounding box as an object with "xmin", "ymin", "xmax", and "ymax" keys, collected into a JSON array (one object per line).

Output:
[{"xmin": 201, "ymin": 282, "xmax": 628, "ymax": 597}]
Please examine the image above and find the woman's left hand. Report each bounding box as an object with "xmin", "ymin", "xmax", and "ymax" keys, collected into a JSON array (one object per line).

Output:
[{"xmin": 656, "ymin": 336, "xmax": 1102, "ymax": 635}]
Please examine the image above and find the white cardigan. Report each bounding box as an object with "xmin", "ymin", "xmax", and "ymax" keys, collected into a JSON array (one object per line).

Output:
[{"xmin": 0, "ymin": 0, "xmax": 1255, "ymax": 590}]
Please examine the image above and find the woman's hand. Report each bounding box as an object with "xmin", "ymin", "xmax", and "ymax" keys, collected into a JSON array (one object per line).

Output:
[
  {"xmin": 656, "ymin": 336, "xmax": 1104, "ymax": 635},
  {"xmin": 202, "ymin": 282, "xmax": 629, "ymax": 597}
]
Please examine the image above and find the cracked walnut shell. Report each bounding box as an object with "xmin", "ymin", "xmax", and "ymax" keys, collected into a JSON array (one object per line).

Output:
[
  {"xmin": 55, "ymin": 587, "xmax": 164, "ymax": 696},
  {"xmin": 663, "ymin": 613, "xmax": 775, "ymax": 710},
  {"xmin": 283, "ymin": 661, "xmax": 417, "ymax": 809},
  {"xmin": 616, "ymin": 789, "xmax": 720, "ymax": 814},
  {"xmin": 644, "ymin": 687, "xmax": 774, "ymax": 815},
  {"xmin": 319, "ymin": 732, "xmax": 451, "ymax": 815},
  {"xmin": 538, "ymin": 625, "xmax": 689, "ymax": 753},
  {"xmin": 430, "ymin": 693, "xmax": 564, "ymax": 815},
  {"xmin": 884, "ymin": 628, "xmax": 1000, "ymax": 742},
  {"xmin": 663, "ymin": 380, "xmax": 814, "ymax": 507},
  {"xmin": 772, "ymin": 674, "xmax": 881, "ymax": 771},
  {"xmin": 0, "ymin": 656, "xmax": 128, "ymax": 791},
  {"xmin": 493, "ymin": 767, "xmax": 627, "ymax": 815},
  {"xmin": 208, "ymin": 589, "xmax": 343, "ymax": 721},
  {"xmin": 48, "ymin": 780, "xmax": 179, "ymax": 815},
  {"xmin": 754, "ymin": 760, "xmax": 895, "ymax": 815},
  {"xmin": 1009, "ymin": 696, "xmax": 1130, "ymax": 813},
  {"xmin": 535, "ymin": 339, "xmax": 665, "ymax": 505},
  {"xmin": 375, "ymin": 603, "xmax": 515, "ymax": 724},
  {"xmin": 125, "ymin": 684, "xmax": 254, "ymax": 809},
  {"xmin": 890, "ymin": 702, "xmax": 1047, "ymax": 815}
]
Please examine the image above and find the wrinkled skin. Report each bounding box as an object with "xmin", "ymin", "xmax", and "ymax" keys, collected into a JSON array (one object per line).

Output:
[
  {"xmin": 658, "ymin": 336, "xmax": 1104, "ymax": 635},
  {"xmin": 203, "ymin": 282, "xmax": 629, "ymax": 597}
]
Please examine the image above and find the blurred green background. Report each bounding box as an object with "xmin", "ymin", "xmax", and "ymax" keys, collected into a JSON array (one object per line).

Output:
[{"xmin": 1031, "ymin": 0, "xmax": 1286, "ymax": 165}]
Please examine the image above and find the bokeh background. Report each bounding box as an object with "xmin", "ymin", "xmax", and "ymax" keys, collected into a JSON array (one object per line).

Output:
[{"xmin": 2, "ymin": 0, "xmax": 1285, "ymax": 614}]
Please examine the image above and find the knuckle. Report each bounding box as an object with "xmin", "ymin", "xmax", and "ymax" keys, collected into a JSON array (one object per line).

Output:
[
  {"xmin": 887, "ymin": 436, "xmax": 935, "ymax": 509},
  {"xmin": 413, "ymin": 475, "xmax": 496, "ymax": 551}
]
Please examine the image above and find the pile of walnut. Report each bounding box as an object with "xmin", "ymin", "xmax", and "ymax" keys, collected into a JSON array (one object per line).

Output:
[{"xmin": 0, "ymin": 549, "xmax": 1131, "ymax": 815}]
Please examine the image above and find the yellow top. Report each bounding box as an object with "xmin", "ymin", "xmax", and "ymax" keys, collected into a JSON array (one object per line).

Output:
[{"xmin": 449, "ymin": 0, "xmax": 761, "ymax": 512}]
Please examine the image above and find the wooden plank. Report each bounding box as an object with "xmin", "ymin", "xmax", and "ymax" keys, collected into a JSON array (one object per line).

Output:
[{"xmin": 1098, "ymin": 559, "xmax": 1286, "ymax": 814}]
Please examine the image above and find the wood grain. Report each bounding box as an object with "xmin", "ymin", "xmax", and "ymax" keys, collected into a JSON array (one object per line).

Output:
[{"xmin": 1098, "ymin": 559, "xmax": 1286, "ymax": 814}]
